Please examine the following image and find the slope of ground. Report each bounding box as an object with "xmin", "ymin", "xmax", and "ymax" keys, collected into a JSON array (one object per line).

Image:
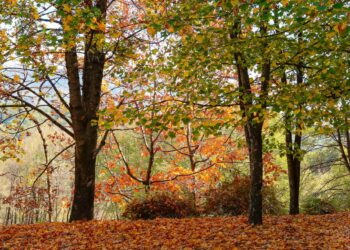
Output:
[{"xmin": 0, "ymin": 213, "xmax": 349, "ymax": 249}]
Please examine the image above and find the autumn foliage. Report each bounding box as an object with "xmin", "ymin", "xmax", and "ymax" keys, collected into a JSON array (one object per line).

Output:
[
  {"xmin": 123, "ymin": 191, "xmax": 196, "ymax": 220},
  {"xmin": 1, "ymin": 0, "xmax": 349, "ymax": 239},
  {"xmin": 1, "ymin": 213, "xmax": 349, "ymax": 249}
]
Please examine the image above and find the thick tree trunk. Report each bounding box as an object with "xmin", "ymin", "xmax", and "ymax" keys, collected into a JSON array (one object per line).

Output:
[
  {"xmin": 234, "ymin": 51, "xmax": 266, "ymax": 225},
  {"xmin": 234, "ymin": 59, "xmax": 266, "ymax": 225},
  {"xmin": 246, "ymin": 123, "xmax": 264, "ymax": 225},
  {"xmin": 63, "ymin": 0, "xmax": 107, "ymax": 222},
  {"xmin": 68, "ymin": 53, "xmax": 105, "ymax": 221},
  {"xmin": 287, "ymin": 159, "xmax": 301, "ymax": 214},
  {"xmin": 70, "ymin": 129, "xmax": 98, "ymax": 221}
]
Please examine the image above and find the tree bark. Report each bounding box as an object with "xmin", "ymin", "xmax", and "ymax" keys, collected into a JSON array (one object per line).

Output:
[
  {"xmin": 70, "ymin": 135, "xmax": 98, "ymax": 221},
  {"xmin": 336, "ymin": 129, "xmax": 350, "ymax": 173},
  {"xmin": 286, "ymin": 127, "xmax": 301, "ymax": 215},
  {"xmin": 46, "ymin": 168, "xmax": 52, "ymax": 222},
  {"xmin": 231, "ymin": 19, "xmax": 270, "ymax": 225},
  {"xmin": 284, "ymin": 62, "xmax": 303, "ymax": 215},
  {"xmin": 65, "ymin": 0, "xmax": 107, "ymax": 222},
  {"xmin": 246, "ymin": 123, "xmax": 264, "ymax": 225},
  {"xmin": 68, "ymin": 50, "xmax": 105, "ymax": 221},
  {"xmin": 234, "ymin": 54, "xmax": 267, "ymax": 225}
]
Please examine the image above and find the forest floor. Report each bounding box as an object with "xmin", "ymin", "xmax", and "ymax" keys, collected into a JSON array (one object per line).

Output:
[{"xmin": 0, "ymin": 212, "xmax": 349, "ymax": 249}]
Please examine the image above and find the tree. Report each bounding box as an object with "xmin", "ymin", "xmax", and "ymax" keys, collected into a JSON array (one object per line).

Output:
[
  {"xmin": 285, "ymin": 0, "xmax": 349, "ymax": 214},
  {"xmin": 143, "ymin": 0, "xmax": 350, "ymax": 224},
  {"xmin": 280, "ymin": 64, "xmax": 304, "ymax": 215},
  {"xmin": 61, "ymin": 0, "xmax": 108, "ymax": 221},
  {"xmin": 0, "ymin": 0, "xmax": 143, "ymax": 221},
  {"xmin": 146, "ymin": 0, "xmax": 276, "ymax": 225}
]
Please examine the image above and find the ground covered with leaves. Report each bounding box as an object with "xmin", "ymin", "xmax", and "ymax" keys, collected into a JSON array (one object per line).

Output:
[{"xmin": 1, "ymin": 213, "xmax": 349, "ymax": 249}]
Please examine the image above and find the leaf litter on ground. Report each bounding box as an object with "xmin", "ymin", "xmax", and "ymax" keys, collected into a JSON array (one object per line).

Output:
[{"xmin": 0, "ymin": 212, "xmax": 349, "ymax": 249}]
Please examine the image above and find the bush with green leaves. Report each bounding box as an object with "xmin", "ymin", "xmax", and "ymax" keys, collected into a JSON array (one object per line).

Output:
[
  {"xmin": 123, "ymin": 191, "xmax": 196, "ymax": 220},
  {"xmin": 203, "ymin": 176, "xmax": 282, "ymax": 216},
  {"xmin": 302, "ymin": 196, "xmax": 337, "ymax": 215}
]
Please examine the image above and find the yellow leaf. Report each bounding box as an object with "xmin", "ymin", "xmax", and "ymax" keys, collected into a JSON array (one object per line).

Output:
[
  {"xmin": 282, "ymin": 0, "xmax": 289, "ymax": 7},
  {"xmin": 97, "ymin": 22, "xmax": 106, "ymax": 31},
  {"xmin": 167, "ymin": 26, "xmax": 175, "ymax": 33},
  {"xmin": 334, "ymin": 24, "xmax": 340, "ymax": 33},
  {"xmin": 328, "ymin": 99, "xmax": 335, "ymax": 107},
  {"xmin": 147, "ymin": 26, "xmax": 156, "ymax": 36},
  {"xmin": 7, "ymin": 0, "xmax": 17, "ymax": 5},
  {"xmin": 309, "ymin": 50, "xmax": 316, "ymax": 56},
  {"xmin": 230, "ymin": 0, "xmax": 239, "ymax": 6},
  {"xmin": 326, "ymin": 31, "xmax": 336, "ymax": 39},
  {"xmin": 339, "ymin": 22, "xmax": 347, "ymax": 33},
  {"xmin": 101, "ymin": 80, "xmax": 109, "ymax": 92},
  {"xmin": 63, "ymin": 4, "xmax": 71, "ymax": 13},
  {"xmin": 196, "ymin": 35, "xmax": 204, "ymax": 43},
  {"xmin": 13, "ymin": 74, "xmax": 20, "ymax": 82},
  {"xmin": 112, "ymin": 31, "xmax": 122, "ymax": 39},
  {"xmin": 33, "ymin": 11, "xmax": 39, "ymax": 20}
]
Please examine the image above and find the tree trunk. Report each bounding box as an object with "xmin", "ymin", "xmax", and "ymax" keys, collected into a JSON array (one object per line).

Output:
[
  {"xmin": 68, "ymin": 53, "xmax": 105, "ymax": 221},
  {"xmin": 235, "ymin": 61, "xmax": 266, "ymax": 225},
  {"xmin": 46, "ymin": 167, "xmax": 52, "ymax": 222},
  {"xmin": 64, "ymin": 0, "xmax": 107, "ymax": 222},
  {"xmin": 69, "ymin": 130, "xmax": 98, "ymax": 221},
  {"xmin": 286, "ymin": 128, "xmax": 301, "ymax": 215},
  {"xmin": 231, "ymin": 17, "xmax": 270, "ymax": 225},
  {"xmin": 284, "ymin": 61, "xmax": 303, "ymax": 215},
  {"xmin": 336, "ymin": 129, "xmax": 350, "ymax": 173},
  {"xmin": 246, "ymin": 123, "xmax": 264, "ymax": 225},
  {"xmin": 5, "ymin": 207, "xmax": 10, "ymax": 225}
]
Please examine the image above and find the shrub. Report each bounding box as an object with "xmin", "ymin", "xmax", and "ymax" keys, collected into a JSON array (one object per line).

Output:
[
  {"xmin": 302, "ymin": 196, "xmax": 336, "ymax": 215},
  {"xmin": 203, "ymin": 176, "xmax": 282, "ymax": 216},
  {"xmin": 123, "ymin": 191, "xmax": 196, "ymax": 220}
]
